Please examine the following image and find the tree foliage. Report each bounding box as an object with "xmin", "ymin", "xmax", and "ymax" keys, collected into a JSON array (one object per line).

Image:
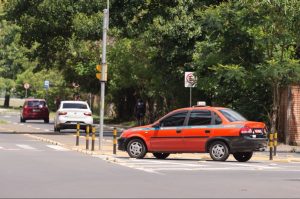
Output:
[{"xmin": 2, "ymin": 0, "xmax": 300, "ymax": 141}]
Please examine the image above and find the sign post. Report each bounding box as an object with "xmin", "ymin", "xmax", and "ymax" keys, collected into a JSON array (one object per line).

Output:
[
  {"xmin": 185, "ymin": 72, "xmax": 197, "ymax": 107},
  {"xmin": 44, "ymin": 80, "xmax": 50, "ymax": 100},
  {"xmin": 24, "ymin": 83, "xmax": 30, "ymax": 98}
]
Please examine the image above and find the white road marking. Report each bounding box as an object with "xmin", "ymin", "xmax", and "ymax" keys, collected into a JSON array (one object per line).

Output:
[
  {"xmin": 46, "ymin": 145, "xmax": 70, "ymax": 151},
  {"xmin": 0, "ymin": 146, "xmax": 20, "ymax": 151},
  {"xmin": 35, "ymin": 128, "xmax": 41, "ymax": 130},
  {"xmin": 16, "ymin": 144, "xmax": 36, "ymax": 150},
  {"xmin": 220, "ymin": 162, "xmax": 279, "ymax": 169},
  {"xmin": 19, "ymin": 124, "xmax": 24, "ymax": 126}
]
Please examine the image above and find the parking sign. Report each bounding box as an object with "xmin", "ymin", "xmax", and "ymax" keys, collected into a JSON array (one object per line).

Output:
[
  {"xmin": 185, "ymin": 72, "xmax": 197, "ymax": 87},
  {"xmin": 44, "ymin": 80, "xmax": 50, "ymax": 89}
]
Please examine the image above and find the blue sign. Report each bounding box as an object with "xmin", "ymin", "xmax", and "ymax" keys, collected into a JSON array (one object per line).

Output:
[{"xmin": 44, "ymin": 80, "xmax": 50, "ymax": 89}]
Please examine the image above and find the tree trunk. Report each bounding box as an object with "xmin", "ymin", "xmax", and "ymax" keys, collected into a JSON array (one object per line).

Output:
[
  {"xmin": 270, "ymin": 83, "xmax": 279, "ymax": 135},
  {"xmin": 4, "ymin": 94, "xmax": 10, "ymax": 108}
]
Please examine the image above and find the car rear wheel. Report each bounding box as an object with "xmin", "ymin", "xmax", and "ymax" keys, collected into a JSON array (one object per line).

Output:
[
  {"xmin": 20, "ymin": 117, "xmax": 25, "ymax": 123},
  {"xmin": 233, "ymin": 152, "xmax": 253, "ymax": 162},
  {"xmin": 209, "ymin": 141, "xmax": 230, "ymax": 161},
  {"xmin": 44, "ymin": 118, "xmax": 49, "ymax": 123},
  {"xmin": 127, "ymin": 139, "xmax": 147, "ymax": 159},
  {"xmin": 153, "ymin": 153, "xmax": 170, "ymax": 159}
]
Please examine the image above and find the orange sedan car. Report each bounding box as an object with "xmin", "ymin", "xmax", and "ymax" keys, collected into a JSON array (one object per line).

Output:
[{"xmin": 118, "ymin": 103, "xmax": 268, "ymax": 162}]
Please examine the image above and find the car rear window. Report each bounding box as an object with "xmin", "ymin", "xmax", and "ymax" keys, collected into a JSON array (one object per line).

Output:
[
  {"xmin": 219, "ymin": 109, "xmax": 247, "ymax": 122},
  {"xmin": 27, "ymin": 101, "xmax": 46, "ymax": 107},
  {"xmin": 62, "ymin": 103, "xmax": 88, "ymax": 109}
]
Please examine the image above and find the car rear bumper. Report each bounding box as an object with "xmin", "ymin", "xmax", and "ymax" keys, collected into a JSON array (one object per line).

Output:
[
  {"xmin": 229, "ymin": 136, "xmax": 268, "ymax": 153},
  {"xmin": 56, "ymin": 116, "xmax": 93, "ymax": 130}
]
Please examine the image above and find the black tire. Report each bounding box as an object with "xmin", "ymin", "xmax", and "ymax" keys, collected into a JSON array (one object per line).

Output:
[
  {"xmin": 209, "ymin": 141, "xmax": 230, "ymax": 161},
  {"xmin": 233, "ymin": 152, "xmax": 253, "ymax": 162},
  {"xmin": 127, "ymin": 139, "xmax": 147, "ymax": 159},
  {"xmin": 44, "ymin": 118, "xmax": 49, "ymax": 123},
  {"xmin": 20, "ymin": 117, "xmax": 25, "ymax": 123},
  {"xmin": 54, "ymin": 126, "xmax": 60, "ymax": 133},
  {"xmin": 153, "ymin": 153, "xmax": 170, "ymax": 159}
]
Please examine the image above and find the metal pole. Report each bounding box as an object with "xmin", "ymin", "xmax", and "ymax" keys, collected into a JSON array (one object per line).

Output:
[
  {"xmin": 189, "ymin": 87, "xmax": 192, "ymax": 107},
  {"xmin": 25, "ymin": 89, "xmax": 28, "ymax": 98},
  {"xmin": 113, "ymin": 127, "xmax": 117, "ymax": 154},
  {"xmin": 99, "ymin": 9, "xmax": 109, "ymax": 150}
]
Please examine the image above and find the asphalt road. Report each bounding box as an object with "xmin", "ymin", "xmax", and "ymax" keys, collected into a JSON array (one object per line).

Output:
[
  {"xmin": 0, "ymin": 109, "xmax": 122, "ymax": 136},
  {"xmin": 1, "ymin": 110, "xmax": 300, "ymax": 198}
]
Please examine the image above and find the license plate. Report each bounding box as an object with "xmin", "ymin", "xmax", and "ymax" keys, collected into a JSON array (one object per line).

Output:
[{"xmin": 33, "ymin": 109, "xmax": 40, "ymax": 112}]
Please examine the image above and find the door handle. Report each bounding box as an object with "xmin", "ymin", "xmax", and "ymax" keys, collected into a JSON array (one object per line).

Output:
[
  {"xmin": 205, "ymin": 130, "xmax": 211, "ymax": 134},
  {"xmin": 176, "ymin": 129, "xmax": 182, "ymax": 133}
]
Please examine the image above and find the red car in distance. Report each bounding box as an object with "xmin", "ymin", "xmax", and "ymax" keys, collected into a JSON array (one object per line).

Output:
[{"xmin": 20, "ymin": 99, "xmax": 49, "ymax": 123}]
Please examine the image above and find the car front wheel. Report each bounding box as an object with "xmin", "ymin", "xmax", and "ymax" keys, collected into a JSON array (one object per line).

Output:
[
  {"xmin": 233, "ymin": 152, "xmax": 253, "ymax": 162},
  {"xmin": 153, "ymin": 153, "xmax": 170, "ymax": 159},
  {"xmin": 127, "ymin": 139, "xmax": 147, "ymax": 159},
  {"xmin": 209, "ymin": 141, "xmax": 230, "ymax": 161}
]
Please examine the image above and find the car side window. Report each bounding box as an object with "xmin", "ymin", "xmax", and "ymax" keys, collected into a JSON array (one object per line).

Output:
[
  {"xmin": 214, "ymin": 112, "xmax": 223, "ymax": 125},
  {"xmin": 188, "ymin": 110, "xmax": 212, "ymax": 126},
  {"xmin": 160, "ymin": 112, "xmax": 188, "ymax": 127}
]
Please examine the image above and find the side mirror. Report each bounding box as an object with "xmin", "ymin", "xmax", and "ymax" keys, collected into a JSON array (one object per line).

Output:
[{"xmin": 153, "ymin": 123, "xmax": 160, "ymax": 129}]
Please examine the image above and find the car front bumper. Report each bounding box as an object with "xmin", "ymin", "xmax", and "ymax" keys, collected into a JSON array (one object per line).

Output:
[{"xmin": 118, "ymin": 137, "xmax": 128, "ymax": 151}]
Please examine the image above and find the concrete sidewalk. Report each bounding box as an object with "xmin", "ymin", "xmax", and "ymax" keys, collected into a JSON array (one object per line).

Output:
[{"xmin": 20, "ymin": 131, "xmax": 300, "ymax": 163}]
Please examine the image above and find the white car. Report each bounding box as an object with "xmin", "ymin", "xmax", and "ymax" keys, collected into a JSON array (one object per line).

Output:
[{"xmin": 54, "ymin": 101, "xmax": 93, "ymax": 132}]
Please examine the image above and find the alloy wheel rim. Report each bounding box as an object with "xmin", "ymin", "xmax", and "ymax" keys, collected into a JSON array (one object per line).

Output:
[
  {"xmin": 212, "ymin": 144, "xmax": 225, "ymax": 159},
  {"xmin": 129, "ymin": 142, "xmax": 143, "ymax": 156}
]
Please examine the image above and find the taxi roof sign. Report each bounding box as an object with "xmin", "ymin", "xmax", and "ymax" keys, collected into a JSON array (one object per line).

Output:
[{"xmin": 196, "ymin": 101, "xmax": 206, "ymax": 106}]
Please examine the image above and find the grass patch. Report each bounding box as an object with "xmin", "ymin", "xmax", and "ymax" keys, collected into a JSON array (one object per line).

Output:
[{"xmin": 0, "ymin": 120, "xmax": 7, "ymax": 124}]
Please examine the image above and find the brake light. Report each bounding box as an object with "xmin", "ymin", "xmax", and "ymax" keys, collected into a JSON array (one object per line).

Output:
[
  {"xmin": 84, "ymin": 112, "xmax": 92, "ymax": 116},
  {"xmin": 59, "ymin": 111, "xmax": 67, "ymax": 115},
  {"xmin": 240, "ymin": 126, "xmax": 253, "ymax": 135}
]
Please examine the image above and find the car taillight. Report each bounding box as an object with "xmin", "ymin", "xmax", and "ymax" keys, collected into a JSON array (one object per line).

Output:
[
  {"xmin": 84, "ymin": 112, "xmax": 92, "ymax": 116},
  {"xmin": 240, "ymin": 126, "xmax": 253, "ymax": 135},
  {"xmin": 59, "ymin": 111, "xmax": 67, "ymax": 115}
]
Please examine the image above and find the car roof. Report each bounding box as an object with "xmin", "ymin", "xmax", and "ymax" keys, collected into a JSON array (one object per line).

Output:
[
  {"xmin": 25, "ymin": 98, "xmax": 46, "ymax": 102},
  {"xmin": 61, "ymin": 100, "xmax": 88, "ymax": 104},
  {"xmin": 169, "ymin": 106, "xmax": 228, "ymax": 113}
]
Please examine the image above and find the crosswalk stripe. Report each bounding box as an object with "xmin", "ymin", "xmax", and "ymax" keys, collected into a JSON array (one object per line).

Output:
[
  {"xmin": 16, "ymin": 144, "xmax": 36, "ymax": 150},
  {"xmin": 46, "ymin": 145, "xmax": 70, "ymax": 151}
]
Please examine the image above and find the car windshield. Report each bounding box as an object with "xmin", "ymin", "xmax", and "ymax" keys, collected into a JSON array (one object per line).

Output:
[
  {"xmin": 27, "ymin": 101, "xmax": 46, "ymax": 107},
  {"xmin": 219, "ymin": 108, "xmax": 247, "ymax": 122},
  {"xmin": 62, "ymin": 103, "xmax": 88, "ymax": 109}
]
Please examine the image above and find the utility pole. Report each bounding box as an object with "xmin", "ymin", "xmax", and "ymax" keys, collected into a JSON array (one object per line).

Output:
[{"xmin": 99, "ymin": 8, "xmax": 109, "ymax": 150}]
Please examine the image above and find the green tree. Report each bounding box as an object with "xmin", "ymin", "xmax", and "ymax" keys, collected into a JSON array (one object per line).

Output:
[{"xmin": 193, "ymin": 0, "xmax": 300, "ymax": 142}]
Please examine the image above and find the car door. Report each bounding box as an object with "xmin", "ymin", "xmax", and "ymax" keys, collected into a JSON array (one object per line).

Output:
[
  {"xmin": 182, "ymin": 110, "xmax": 214, "ymax": 152},
  {"xmin": 150, "ymin": 111, "xmax": 188, "ymax": 152}
]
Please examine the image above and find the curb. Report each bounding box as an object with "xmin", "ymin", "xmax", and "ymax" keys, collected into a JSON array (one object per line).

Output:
[{"xmin": 23, "ymin": 134, "xmax": 300, "ymax": 163}]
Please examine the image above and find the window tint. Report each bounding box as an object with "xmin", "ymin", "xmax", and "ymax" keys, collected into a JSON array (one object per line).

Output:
[
  {"xmin": 160, "ymin": 112, "xmax": 187, "ymax": 127},
  {"xmin": 27, "ymin": 101, "xmax": 46, "ymax": 107},
  {"xmin": 188, "ymin": 110, "xmax": 212, "ymax": 126},
  {"xmin": 214, "ymin": 112, "xmax": 222, "ymax": 125},
  {"xmin": 219, "ymin": 109, "xmax": 246, "ymax": 122},
  {"xmin": 62, "ymin": 103, "xmax": 88, "ymax": 109}
]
